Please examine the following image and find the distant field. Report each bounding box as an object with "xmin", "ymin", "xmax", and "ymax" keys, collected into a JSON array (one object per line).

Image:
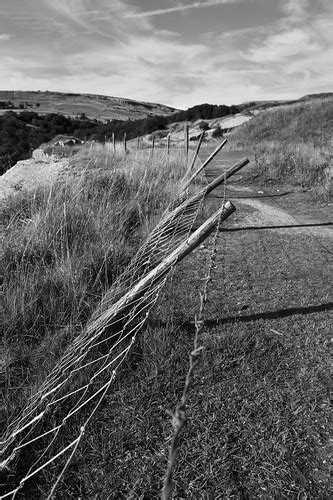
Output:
[{"xmin": 0, "ymin": 90, "xmax": 176, "ymax": 122}]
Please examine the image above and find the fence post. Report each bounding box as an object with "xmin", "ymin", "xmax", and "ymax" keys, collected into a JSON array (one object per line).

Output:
[
  {"xmin": 123, "ymin": 133, "xmax": 127, "ymax": 158},
  {"xmin": 167, "ymin": 133, "xmax": 171, "ymax": 156},
  {"xmin": 112, "ymin": 133, "xmax": 115, "ymax": 155},
  {"xmin": 137, "ymin": 136, "xmax": 140, "ymax": 150},
  {"xmin": 151, "ymin": 136, "xmax": 155, "ymax": 161},
  {"xmin": 187, "ymin": 130, "xmax": 205, "ymax": 174},
  {"xmin": 184, "ymin": 123, "xmax": 189, "ymax": 160},
  {"xmin": 183, "ymin": 139, "xmax": 228, "ymax": 189}
]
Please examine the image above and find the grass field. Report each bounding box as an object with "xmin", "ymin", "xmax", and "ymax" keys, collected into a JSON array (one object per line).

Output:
[
  {"xmin": 0, "ymin": 90, "xmax": 175, "ymax": 122},
  {"xmin": 228, "ymin": 97, "xmax": 333, "ymax": 200},
  {"xmin": 2, "ymin": 136, "xmax": 332, "ymax": 497}
]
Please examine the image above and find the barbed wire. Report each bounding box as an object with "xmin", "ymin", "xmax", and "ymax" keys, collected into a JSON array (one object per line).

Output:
[{"xmin": 161, "ymin": 173, "xmax": 227, "ymax": 500}]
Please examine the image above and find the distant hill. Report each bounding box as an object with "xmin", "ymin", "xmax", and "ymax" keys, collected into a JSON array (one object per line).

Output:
[
  {"xmin": 299, "ymin": 92, "xmax": 333, "ymax": 101},
  {"xmin": 236, "ymin": 92, "xmax": 333, "ymax": 114},
  {"xmin": 0, "ymin": 90, "xmax": 176, "ymax": 122},
  {"xmin": 230, "ymin": 94, "xmax": 333, "ymax": 147}
]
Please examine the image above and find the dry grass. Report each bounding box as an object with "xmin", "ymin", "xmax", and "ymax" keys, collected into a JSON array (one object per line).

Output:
[
  {"xmin": 229, "ymin": 97, "xmax": 333, "ymax": 199},
  {"xmin": 2, "ymin": 144, "xmax": 188, "ymax": 427},
  {"xmin": 251, "ymin": 142, "xmax": 331, "ymax": 197}
]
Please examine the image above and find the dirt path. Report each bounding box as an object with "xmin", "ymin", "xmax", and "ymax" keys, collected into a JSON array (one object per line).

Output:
[
  {"xmin": 232, "ymin": 196, "xmax": 333, "ymax": 237},
  {"xmin": 196, "ymin": 145, "xmax": 332, "ymax": 238},
  {"xmin": 187, "ymin": 146, "xmax": 333, "ymax": 319}
]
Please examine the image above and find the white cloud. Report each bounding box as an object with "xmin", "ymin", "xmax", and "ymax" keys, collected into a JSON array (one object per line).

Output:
[
  {"xmin": 126, "ymin": 0, "xmax": 243, "ymax": 18},
  {"xmin": 0, "ymin": 33, "xmax": 14, "ymax": 40},
  {"xmin": 44, "ymin": 0, "xmax": 153, "ymax": 36},
  {"xmin": 282, "ymin": 0, "xmax": 308, "ymax": 19},
  {"xmin": 0, "ymin": 0, "xmax": 331, "ymax": 107},
  {"xmin": 245, "ymin": 28, "xmax": 322, "ymax": 63}
]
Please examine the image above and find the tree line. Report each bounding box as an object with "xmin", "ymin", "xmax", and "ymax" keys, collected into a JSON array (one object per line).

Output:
[{"xmin": 0, "ymin": 102, "xmax": 241, "ymax": 174}]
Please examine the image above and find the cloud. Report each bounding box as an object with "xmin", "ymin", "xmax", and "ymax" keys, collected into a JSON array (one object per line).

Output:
[
  {"xmin": 281, "ymin": 0, "xmax": 308, "ymax": 19},
  {"xmin": 245, "ymin": 27, "xmax": 322, "ymax": 63},
  {"xmin": 0, "ymin": 33, "xmax": 14, "ymax": 40},
  {"xmin": 126, "ymin": 0, "xmax": 243, "ymax": 18},
  {"xmin": 44, "ymin": 0, "xmax": 153, "ymax": 36},
  {"xmin": 0, "ymin": 0, "xmax": 331, "ymax": 108}
]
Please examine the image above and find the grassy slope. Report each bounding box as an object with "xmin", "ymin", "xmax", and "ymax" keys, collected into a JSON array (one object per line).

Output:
[
  {"xmin": 229, "ymin": 97, "xmax": 333, "ymax": 198},
  {"xmin": 0, "ymin": 90, "xmax": 176, "ymax": 122}
]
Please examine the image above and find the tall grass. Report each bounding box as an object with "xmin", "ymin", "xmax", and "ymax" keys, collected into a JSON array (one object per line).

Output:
[
  {"xmin": 229, "ymin": 97, "xmax": 333, "ymax": 198},
  {"xmin": 2, "ymin": 144, "xmax": 187, "ymax": 424}
]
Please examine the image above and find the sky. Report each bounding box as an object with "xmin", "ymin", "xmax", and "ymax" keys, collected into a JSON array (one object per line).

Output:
[{"xmin": 0, "ymin": 0, "xmax": 332, "ymax": 108}]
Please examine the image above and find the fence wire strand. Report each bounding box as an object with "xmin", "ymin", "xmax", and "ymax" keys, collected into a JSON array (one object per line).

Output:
[{"xmin": 161, "ymin": 172, "xmax": 227, "ymax": 500}]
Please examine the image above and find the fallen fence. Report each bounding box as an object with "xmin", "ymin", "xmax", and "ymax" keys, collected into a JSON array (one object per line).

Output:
[{"xmin": 0, "ymin": 137, "xmax": 249, "ymax": 499}]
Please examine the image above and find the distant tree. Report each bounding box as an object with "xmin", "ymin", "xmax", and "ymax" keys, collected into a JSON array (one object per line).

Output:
[
  {"xmin": 230, "ymin": 105, "xmax": 240, "ymax": 115},
  {"xmin": 19, "ymin": 103, "xmax": 25, "ymax": 109},
  {"xmin": 212, "ymin": 125, "xmax": 223, "ymax": 138},
  {"xmin": 198, "ymin": 121, "xmax": 210, "ymax": 131},
  {"xmin": 35, "ymin": 102, "xmax": 41, "ymax": 108}
]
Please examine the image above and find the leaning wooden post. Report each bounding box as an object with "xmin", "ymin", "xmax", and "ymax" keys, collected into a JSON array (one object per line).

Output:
[
  {"xmin": 87, "ymin": 202, "xmax": 236, "ymax": 334},
  {"xmin": 152, "ymin": 158, "xmax": 250, "ymax": 237},
  {"xmin": 112, "ymin": 133, "xmax": 115, "ymax": 155},
  {"xmin": 183, "ymin": 138, "xmax": 228, "ymax": 189},
  {"xmin": 187, "ymin": 130, "xmax": 205, "ymax": 174},
  {"xmin": 167, "ymin": 133, "xmax": 171, "ymax": 156},
  {"xmin": 137, "ymin": 136, "xmax": 140, "ymax": 150}
]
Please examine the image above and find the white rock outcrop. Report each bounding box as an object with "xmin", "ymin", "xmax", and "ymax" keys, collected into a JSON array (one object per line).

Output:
[{"xmin": 0, "ymin": 151, "xmax": 69, "ymax": 201}]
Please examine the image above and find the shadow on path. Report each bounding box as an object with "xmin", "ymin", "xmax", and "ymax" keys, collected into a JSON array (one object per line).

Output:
[
  {"xmin": 222, "ymin": 222, "xmax": 333, "ymax": 231},
  {"xmin": 150, "ymin": 302, "xmax": 333, "ymax": 331}
]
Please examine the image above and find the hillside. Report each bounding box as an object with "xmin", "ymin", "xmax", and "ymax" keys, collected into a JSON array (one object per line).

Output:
[
  {"xmin": 228, "ymin": 96, "xmax": 333, "ymax": 198},
  {"xmin": 230, "ymin": 95, "xmax": 333, "ymax": 146},
  {"xmin": 237, "ymin": 92, "xmax": 333, "ymax": 114},
  {"xmin": 0, "ymin": 102, "xmax": 243, "ymax": 175},
  {"xmin": 0, "ymin": 90, "xmax": 176, "ymax": 122}
]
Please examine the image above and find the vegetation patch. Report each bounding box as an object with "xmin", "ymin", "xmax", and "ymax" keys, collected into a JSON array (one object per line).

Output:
[
  {"xmin": 229, "ymin": 97, "xmax": 333, "ymax": 199},
  {"xmin": 3, "ymin": 145, "xmax": 187, "ymax": 428}
]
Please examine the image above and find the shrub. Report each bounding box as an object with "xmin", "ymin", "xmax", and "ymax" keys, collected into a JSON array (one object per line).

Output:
[
  {"xmin": 198, "ymin": 121, "xmax": 210, "ymax": 131},
  {"xmin": 212, "ymin": 124, "xmax": 223, "ymax": 138}
]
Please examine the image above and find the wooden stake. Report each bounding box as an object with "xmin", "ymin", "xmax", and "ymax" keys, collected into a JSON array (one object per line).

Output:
[
  {"xmin": 187, "ymin": 130, "xmax": 205, "ymax": 174},
  {"xmin": 183, "ymin": 139, "xmax": 228, "ymax": 189},
  {"xmin": 112, "ymin": 133, "xmax": 115, "ymax": 155},
  {"xmin": 123, "ymin": 133, "xmax": 127, "ymax": 156},
  {"xmin": 151, "ymin": 136, "xmax": 155, "ymax": 160},
  {"xmin": 184, "ymin": 123, "xmax": 189, "ymax": 158},
  {"xmin": 167, "ymin": 133, "xmax": 171, "ymax": 156},
  {"xmin": 88, "ymin": 202, "xmax": 236, "ymax": 334},
  {"xmin": 154, "ymin": 158, "xmax": 249, "ymax": 236}
]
